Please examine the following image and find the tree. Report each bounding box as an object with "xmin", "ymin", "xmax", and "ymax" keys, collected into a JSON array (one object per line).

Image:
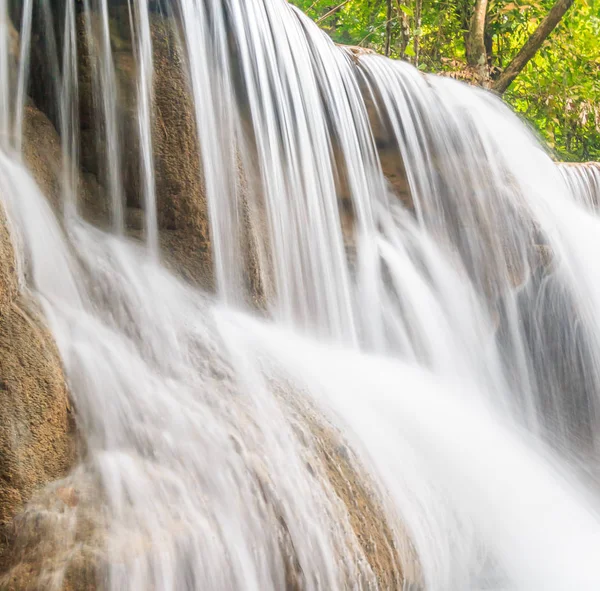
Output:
[
  {"xmin": 385, "ymin": 0, "xmax": 392, "ymax": 55},
  {"xmin": 466, "ymin": 0, "xmax": 489, "ymax": 67},
  {"xmin": 464, "ymin": 0, "xmax": 575, "ymax": 93},
  {"xmin": 492, "ymin": 0, "xmax": 574, "ymax": 93},
  {"xmin": 413, "ymin": 0, "xmax": 422, "ymax": 66}
]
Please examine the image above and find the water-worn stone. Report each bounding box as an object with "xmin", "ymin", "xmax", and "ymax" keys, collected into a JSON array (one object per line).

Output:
[
  {"xmin": 22, "ymin": 104, "xmax": 108, "ymax": 222},
  {"xmin": 0, "ymin": 231, "xmax": 80, "ymax": 587},
  {"xmin": 21, "ymin": 107, "xmax": 65, "ymax": 212},
  {"xmin": 0, "ymin": 51, "xmax": 80, "ymax": 578},
  {"xmin": 0, "ymin": 299, "xmax": 76, "ymax": 532},
  {"xmin": 0, "ymin": 473, "xmax": 106, "ymax": 591},
  {"xmin": 311, "ymin": 421, "xmax": 413, "ymax": 588},
  {"xmin": 76, "ymin": 10, "xmax": 213, "ymax": 286},
  {"xmin": 0, "ymin": 208, "xmax": 18, "ymax": 318}
]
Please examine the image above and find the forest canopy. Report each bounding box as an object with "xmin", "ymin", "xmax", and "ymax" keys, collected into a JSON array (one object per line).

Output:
[{"xmin": 290, "ymin": 0, "xmax": 600, "ymax": 161}]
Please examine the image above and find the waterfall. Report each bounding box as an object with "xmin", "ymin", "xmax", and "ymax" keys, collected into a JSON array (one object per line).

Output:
[
  {"xmin": 560, "ymin": 162, "xmax": 600, "ymax": 208},
  {"xmin": 1, "ymin": 1, "xmax": 600, "ymax": 590}
]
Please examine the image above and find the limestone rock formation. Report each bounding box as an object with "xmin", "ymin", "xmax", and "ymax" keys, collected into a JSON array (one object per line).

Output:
[
  {"xmin": 0, "ymin": 204, "xmax": 75, "ymax": 560},
  {"xmin": 0, "ymin": 299, "xmax": 76, "ymax": 541},
  {"xmin": 76, "ymin": 9, "xmax": 214, "ymax": 288},
  {"xmin": 0, "ymin": 22, "xmax": 80, "ymax": 569},
  {"xmin": 0, "ymin": 473, "xmax": 105, "ymax": 591},
  {"xmin": 21, "ymin": 103, "xmax": 108, "ymax": 224},
  {"xmin": 0, "ymin": 207, "xmax": 17, "ymax": 318}
]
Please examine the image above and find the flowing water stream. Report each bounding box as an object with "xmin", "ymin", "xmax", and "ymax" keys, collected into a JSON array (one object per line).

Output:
[{"xmin": 1, "ymin": 1, "xmax": 600, "ymax": 590}]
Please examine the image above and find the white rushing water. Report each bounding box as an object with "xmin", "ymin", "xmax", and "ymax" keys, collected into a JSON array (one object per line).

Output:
[
  {"xmin": 1, "ymin": 0, "xmax": 600, "ymax": 590},
  {"xmin": 560, "ymin": 162, "xmax": 600, "ymax": 209}
]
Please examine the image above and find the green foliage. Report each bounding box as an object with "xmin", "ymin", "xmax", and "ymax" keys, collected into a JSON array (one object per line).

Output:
[
  {"xmin": 505, "ymin": 2, "xmax": 600, "ymax": 161},
  {"xmin": 290, "ymin": 0, "xmax": 600, "ymax": 161}
]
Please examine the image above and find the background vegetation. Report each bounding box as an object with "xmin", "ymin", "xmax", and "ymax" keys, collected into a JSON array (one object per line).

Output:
[{"xmin": 290, "ymin": 0, "xmax": 600, "ymax": 161}]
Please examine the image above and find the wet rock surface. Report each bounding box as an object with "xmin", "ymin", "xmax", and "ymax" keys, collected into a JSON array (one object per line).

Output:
[{"xmin": 0, "ymin": 258, "xmax": 75, "ymax": 568}]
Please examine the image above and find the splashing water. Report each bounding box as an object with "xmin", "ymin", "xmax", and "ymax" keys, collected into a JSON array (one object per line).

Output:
[{"xmin": 1, "ymin": 1, "xmax": 600, "ymax": 590}]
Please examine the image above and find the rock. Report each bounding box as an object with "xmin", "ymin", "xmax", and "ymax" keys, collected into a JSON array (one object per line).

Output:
[
  {"xmin": 21, "ymin": 106, "xmax": 65, "ymax": 212},
  {"xmin": 379, "ymin": 146, "xmax": 412, "ymax": 207},
  {"xmin": 440, "ymin": 63, "xmax": 494, "ymax": 88},
  {"xmin": 0, "ymin": 16, "xmax": 79, "ymax": 580},
  {"xmin": 0, "ymin": 201, "xmax": 74, "ymax": 553},
  {"xmin": 0, "ymin": 474, "xmax": 106, "ymax": 591},
  {"xmin": 150, "ymin": 17, "xmax": 209, "ymax": 248},
  {"xmin": 55, "ymin": 486, "xmax": 79, "ymax": 508},
  {"xmin": 0, "ymin": 208, "xmax": 18, "ymax": 318},
  {"xmin": 21, "ymin": 104, "xmax": 109, "ymax": 223},
  {"xmin": 76, "ymin": 10, "xmax": 213, "ymax": 283},
  {"xmin": 308, "ymin": 417, "xmax": 414, "ymax": 588},
  {"xmin": 0, "ymin": 297, "xmax": 76, "ymax": 548},
  {"xmin": 3, "ymin": 17, "xmax": 19, "ymax": 81}
]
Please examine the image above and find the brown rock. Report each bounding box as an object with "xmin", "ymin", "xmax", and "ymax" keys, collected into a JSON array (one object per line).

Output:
[
  {"xmin": 0, "ymin": 475, "xmax": 106, "ymax": 591},
  {"xmin": 21, "ymin": 106, "xmax": 64, "ymax": 212},
  {"xmin": 76, "ymin": 11, "xmax": 213, "ymax": 283},
  {"xmin": 379, "ymin": 146, "xmax": 412, "ymax": 208},
  {"xmin": 307, "ymin": 417, "xmax": 412, "ymax": 588},
  {"xmin": 0, "ymin": 298, "xmax": 76, "ymax": 541},
  {"xmin": 0, "ymin": 207, "xmax": 18, "ymax": 318},
  {"xmin": 56, "ymin": 487, "xmax": 79, "ymax": 508},
  {"xmin": 150, "ymin": 17, "xmax": 208, "ymax": 248},
  {"xmin": 0, "ymin": 186, "xmax": 74, "ymax": 551},
  {"xmin": 22, "ymin": 104, "xmax": 109, "ymax": 223},
  {"xmin": 0, "ymin": 19, "xmax": 80, "ymax": 583}
]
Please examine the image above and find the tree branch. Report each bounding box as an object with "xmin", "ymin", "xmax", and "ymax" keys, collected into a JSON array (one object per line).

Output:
[
  {"xmin": 316, "ymin": 0, "xmax": 352, "ymax": 24},
  {"xmin": 492, "ymin": 0, "xmax": 574, "ymax": 94}
]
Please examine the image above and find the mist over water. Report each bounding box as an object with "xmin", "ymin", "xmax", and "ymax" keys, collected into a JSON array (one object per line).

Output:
[{"xmin": 1, "ymin": 0, "xmax": 600, "ymax": 589}]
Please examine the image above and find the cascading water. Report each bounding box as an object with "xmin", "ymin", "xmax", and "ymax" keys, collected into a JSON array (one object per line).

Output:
[
  {"xmin": 560, "ymin": 162, "xmax": 600, "ymax": 208},
  {"xmin": 1, "ymin": 1, "xmax": 600, "ymax": 590}
]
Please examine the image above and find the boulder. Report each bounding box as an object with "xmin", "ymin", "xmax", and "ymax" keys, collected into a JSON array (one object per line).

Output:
[
  {"xmin": 0, "ymin": 204, "xmax": 75, "ymax": 562},
  {"xmin": 308, "ymin": 417, "xmax": 412, "ymax": 588},
  {"xmin": 0, "ymin": 298, "xmax": 76, "ymax": 539},
  {"xmin": 22, "ymin": 104, "xmax": 109, "ymax": 223},
  {"xmin": 0, "ymin": 29, "xmax": 81, "ymax": 570}
]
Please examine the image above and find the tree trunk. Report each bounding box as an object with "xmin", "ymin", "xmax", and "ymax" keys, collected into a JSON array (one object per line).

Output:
[
  {"xmin": 466, "ymin": 0, "xmax": 488, "ymax": 66},
  {"xmin": 492, "ymin": 0, "xmax": 574, "ymax": 94},
  {"xmin": 414, "ymin": 0, "xmax": 422, "ymax": 66},
  {"xmin": 396, "ymin": 0, "xmax": 410, "ymax": 58},
  {"xmin": 385, "ymin": 0, "xmax": 392, "ymax": 56}
]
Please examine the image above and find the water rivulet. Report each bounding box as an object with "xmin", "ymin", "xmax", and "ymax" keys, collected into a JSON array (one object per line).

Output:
[{"xmin": 0, "ymin": 1, "xmax": 600, "ymax": 590}]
